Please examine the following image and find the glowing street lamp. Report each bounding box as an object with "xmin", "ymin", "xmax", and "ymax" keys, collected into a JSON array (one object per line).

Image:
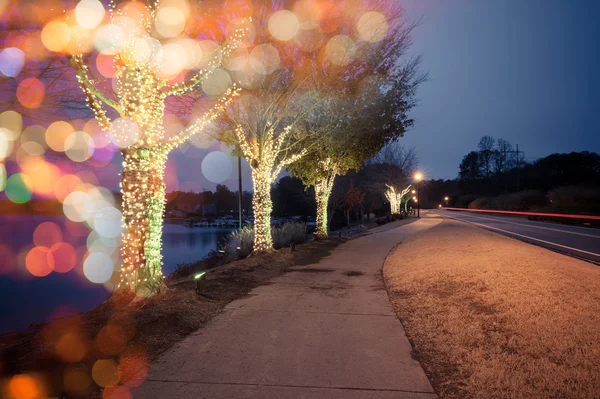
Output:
[
  {"xmin": 444, "ymin": 196, "xmax": 449, "ymax": 207},
  {"xmin": 413, "ymin": 172, "xmax": 423, "ymax": 218}
]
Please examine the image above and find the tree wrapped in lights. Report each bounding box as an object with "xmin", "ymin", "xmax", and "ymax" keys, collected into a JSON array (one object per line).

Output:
[
  {"xmin": 67, "ymin": 1, "xmax": 247, "ymax": 295},
  {"xmin": 285, "ymin": 0, "xmax": 425, "ymax": 238},
  {"xmin": 366, "ymin": 143, "xmax": 418, "ymax": 215},
  {"xmin": 219, "ymin": 70, "xmax": 324, "ymax": 253},
  {"xmin": 385, "ymin": 184, "xmax": 411, "ymax": 214},
  {"xmin": 233, "ymin": 124, "xmax": 305, "ymax": 252},
  {"xmin": 289, "ymin": 65, "xmax": 422, "ymax": 238},
  {"xmin": 287, "ymin": 96, "xmax": 365, "ymax": 238}
]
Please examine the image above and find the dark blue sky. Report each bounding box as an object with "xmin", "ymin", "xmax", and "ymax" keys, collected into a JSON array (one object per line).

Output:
[
  {"xmin": 156, "ymin": 0, "xmax": 600, "ymax": 193},
  {"xmin": 401, "ymin": 0, "xmax": 600, "ymax": 179}
]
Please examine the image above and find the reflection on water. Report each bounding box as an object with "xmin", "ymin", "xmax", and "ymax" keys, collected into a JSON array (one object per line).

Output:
[
  {"xmin": 0, "ymin": 215, "xmax": 232, "ymax": 334},
  {"xmin": 161, "ymin": 224, "xmax": 232, "ymax": 275}
]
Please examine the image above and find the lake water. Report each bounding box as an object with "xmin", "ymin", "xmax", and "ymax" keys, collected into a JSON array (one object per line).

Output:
[{"xmin": 0, "ymin": 215, "xmax": 232, "ymax": 334}]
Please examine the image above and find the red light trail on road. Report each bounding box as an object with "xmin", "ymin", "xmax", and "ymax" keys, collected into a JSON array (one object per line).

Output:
[{"xmin": 443, "ymin": 208, "xmax": 600, "ymax": 221}]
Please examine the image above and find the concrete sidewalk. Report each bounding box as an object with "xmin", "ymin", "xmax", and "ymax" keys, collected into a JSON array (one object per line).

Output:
[{"xmin": 135, "ymin": 217, "xmax": 442, "ymax": 399}]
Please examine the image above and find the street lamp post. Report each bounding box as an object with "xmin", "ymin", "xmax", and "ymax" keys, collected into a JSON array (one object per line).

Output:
[
  {"xmin": 414, "ymin": 172, "xmax": 423, "ymax": 218},
  {"xmin": 444, "ymin": 196, "xmax": 449, "ymax": 207}
]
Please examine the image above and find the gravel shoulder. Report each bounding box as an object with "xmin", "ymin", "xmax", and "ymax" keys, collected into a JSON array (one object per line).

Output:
[{"xmin": 383, "ymin": 218, "xmax": 600, "ymax": 398}]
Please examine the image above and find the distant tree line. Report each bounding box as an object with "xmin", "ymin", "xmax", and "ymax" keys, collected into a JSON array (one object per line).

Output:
[{"xmin": 416, "ymin": 136, "xmax": 600, "ymax": 214}]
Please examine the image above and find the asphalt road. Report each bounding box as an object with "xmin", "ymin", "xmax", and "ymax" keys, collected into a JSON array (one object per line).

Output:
[{"xmin": 433, "ymin": 210, "xmax": 600, "ymax": 264}]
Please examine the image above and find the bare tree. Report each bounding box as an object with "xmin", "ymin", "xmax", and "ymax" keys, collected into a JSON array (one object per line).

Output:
[
  {"xmin": 478, "ymin": 136, "xmax": 496, "ymax": 178},
  {"xmin": 494, "ymin": 138, "xmax": 515, "ymax": 174},
  {"xmin": 338, "ymin": 178, "xmax": 365, "ymax": 228}
]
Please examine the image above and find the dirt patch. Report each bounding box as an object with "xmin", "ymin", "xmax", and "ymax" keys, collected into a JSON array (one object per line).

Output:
[
  {"xmin": 0, "ymin": 238, "xmax": 343, "ymax": 398},
  {"xmin": 383, "ymin": 219, "xmax": 600, "ymax": 399},
  {"xmin": 344, "ymin": 271, "xmax": 364, "ymax": 277}
]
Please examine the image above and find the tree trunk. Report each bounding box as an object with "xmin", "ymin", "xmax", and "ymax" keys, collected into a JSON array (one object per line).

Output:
[
  {"xmin": 118, "ymin": 148, "xmax": 167, "ymax": 296},
  {"xmin": 345, "ymin": 209, "xmax": 350, "ymax": 228},
  {"xmin": 251, "ymin": 165, "xmax": 273, "ymax": 253},
  {"xmin": 314, "ymin": 180, "xmax": 332, "ymax": 239}
]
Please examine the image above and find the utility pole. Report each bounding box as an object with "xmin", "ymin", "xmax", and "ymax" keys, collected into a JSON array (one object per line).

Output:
[
  {"xmin": 238, "ymin": 157, "xmax": 243, "ymax": 230},
  {"xmin": 515, "ymin": 144, "xmax": 524, "ymax": 191}
]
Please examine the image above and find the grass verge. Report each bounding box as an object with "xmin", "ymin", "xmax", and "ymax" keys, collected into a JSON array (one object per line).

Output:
[{"xmin": 383, "ymin": 219, "xmax": 600, "ymax": 399}]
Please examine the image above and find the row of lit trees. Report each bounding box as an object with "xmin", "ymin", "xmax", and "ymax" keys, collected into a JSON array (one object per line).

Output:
[{"xmin": 5, "ymin": 0, "xmax": 424, "ymax": 296}]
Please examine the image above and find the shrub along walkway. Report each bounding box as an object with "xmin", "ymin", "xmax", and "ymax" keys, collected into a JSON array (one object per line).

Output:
[{"xmin": 134, "ymin": 217, "xmax": 442, "ymax": 399}]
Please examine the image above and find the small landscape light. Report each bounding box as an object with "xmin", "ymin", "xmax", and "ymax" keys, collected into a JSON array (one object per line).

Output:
[
  {"xmin": 194, "ymin": 272, "xmax": 206, "ymax": 280},
  {"xmin": 195, "ymin": 272, "xmax": 206, "ymax": 293}
]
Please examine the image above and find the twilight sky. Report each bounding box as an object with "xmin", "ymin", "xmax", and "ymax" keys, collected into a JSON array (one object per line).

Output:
[
  {"xmin": 101, "ymin": 0, "xmax": 600, "ymax": 193},
  {"xmin": 399, "ymin": 0, "xmax": 600, "ymax": 180}
]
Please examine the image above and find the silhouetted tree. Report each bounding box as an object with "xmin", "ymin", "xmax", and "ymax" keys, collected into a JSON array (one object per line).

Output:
[
  {"xmin": 338, "ymin": 178, "xmax": 365, "ymax": 228},
  {"xmin": 459, "ymin": 151, "xmax": 482, "ymax": 181},
  {"xmin": 478, "ymin": 136, "xmax": 496, "ymax": 178}
]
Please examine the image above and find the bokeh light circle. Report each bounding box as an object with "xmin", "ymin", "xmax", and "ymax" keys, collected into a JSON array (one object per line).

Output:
[
  {"xmin": 201, "ymin": 68, "xmax": 232, "ymax": 96},
  {"xmin": 0, "ymin": 110, "xmax": 23, "ymax": 139},
  {"xmin": 250, "ymin": 44, "xmax": 280, "ymax": 75},
  {"xmin": 83, "ymin": 252, "xmax": 114, "ymax": 283},
  {"xmin": 93, "ymin": 206, "xmax": 123, "ymax": 238},
  {"xmin": 63, "ymin": 191, "xmax": 90, "ymax": 222},
  {"xmin": 65, "ymin": 131, "xmax": 94, "ymax": 162},
  {"xmin": 325, "ymin": 35, "xmax": 357, "ymax": 66},
  {"xmin": 155, "ymin": 6, "xmax": 186, "ymax": 38},
  {"xmin": 41, "ymin": 20, "xmax": 71, "ymax": 52},
  {"xmin": 16, "ymin": 78, "xmax": 45, "ymax": 108},
  {"xmin": 268, "ymin": 10, "xmax": 300, "ymax": 41},
  {"xmin": 201, "ymin": 151, "xmax": 232, "ymax": 183},
  {"xmin": 92, "ymin": 359, "xmax": 120, "ymax": 387},
  {"xmin": 5, "ymin": 173, "xmax": 32, "ymax": 203},
  {"xmin": 45, "ymin": 120, "xmax": 74, "ymax": 152},
  {"xmin": 26, "ymin": 246, "xmax": 53, "ymax": 277},
  {"xmin": 0, "ymin": 47, "xmax": 25, "ymax": 77},
  {"xmin": 75, "ymin": 0, "xmax": 106, "ymax": 29},
  {"xmin": 0, "ymin": 128, "xmax": 13, "ymax": 160},
  {"xmin": 357, "ymin": 12, "xmax": 388, "ymax": 43},
  {"xmin": 9, "ymin": 374, "xmax": 45, "ymax": 399}
]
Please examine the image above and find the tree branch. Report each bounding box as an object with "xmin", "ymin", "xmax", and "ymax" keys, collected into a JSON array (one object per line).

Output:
[{"xmin": 69, "ymin": 55, "xmax": 123, "ymax": 116}]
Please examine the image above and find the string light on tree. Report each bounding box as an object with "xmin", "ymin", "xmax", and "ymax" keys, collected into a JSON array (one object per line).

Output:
[
  {"xmin": 385, "ymin": 184, "xmax": 411, "ymax": 215},
  {"xmin": 63, "ymin": 0, "xmax": 248, "ymax": 296},
  {"xmin": 234, "ymin": 124, "xmax": 306, "ymax": 253}
]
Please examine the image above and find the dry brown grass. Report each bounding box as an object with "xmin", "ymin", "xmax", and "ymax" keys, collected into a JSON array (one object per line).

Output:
[{"xmin": 383, "ymin": 219, "xmax": 600, "ymax": 399}]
